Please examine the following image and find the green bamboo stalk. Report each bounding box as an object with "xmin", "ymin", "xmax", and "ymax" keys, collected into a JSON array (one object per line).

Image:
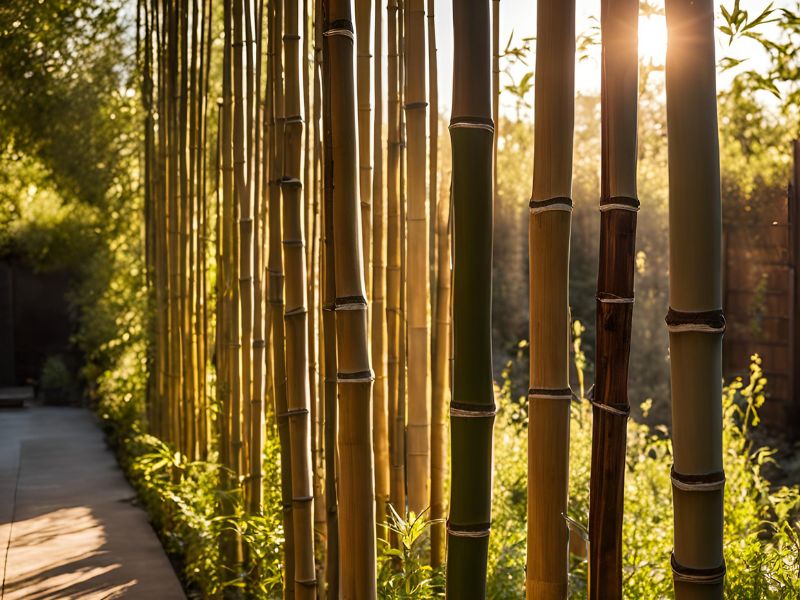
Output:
[
  {"xmin": 665, "ymin": 1, "xmax": 726, "ymax": 597},
  {"xmin": 526, "ymin": 1, "xmax": 575, "ymax": 597},
  {"xmin": 325, "ymin": 0, "xmax": 378, "ymax": 594},
  {"xmin": 446, "ymin": 0, "xmax": 495, "ymax": 596},
  {"xmin": 588, "ymin": 1, "xmax": 639, "ymax": 597}
]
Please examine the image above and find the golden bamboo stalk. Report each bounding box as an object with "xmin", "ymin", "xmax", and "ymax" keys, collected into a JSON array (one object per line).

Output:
[
  {"xmin": 404, "ymin": 0, "xmax": 430, "ymax": 516},
  {"xmin": 269, "ymin": 0, "xmax": 296, "ymax": 594},
  {"xmin": 430, "ymin": 180, "xmax": 450, "ymax": 568},
  {"xmin": 386, "ymin": 0, "xmax": 405, "ymax": 524},
  {"xmin": 665, "ymin": 1, "xmax": 726, "ymax": 597},
  {"xmin": 355, "ymin": 0, "xmax": 373, "ymax": 300},
  {"xmin": 526, "ymin": 1, "xmax": 575, "ymax": 598},
  {"xmin": 282, "ymin": 0, "xmax": 317, "ymax": 595},
  {"xmin": 371, "ymin": 0, "xmax": 390, "ymax": 538}
]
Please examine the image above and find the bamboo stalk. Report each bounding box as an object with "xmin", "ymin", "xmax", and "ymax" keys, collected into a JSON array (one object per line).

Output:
[
  {"xmin": 233, "ymin": 0, "xmax": 251, "ymax": 510},
  {"xmin": 492, "ymin": 0, "xmax": 499, "ymax": 207},
  {"xmin": 355, "ymin": 0, "xmax": 373, "ymax": 299},
  {"xmin": 588, "ymin": 1, "xmax": 639, "ymax": 597},
  {"xmin": 310, "ymin": 0, "xmax": 328, "ymax": 592},
  {"xmin": 220, "ymin": 0, "xmax": 244, "ymax": 575},
  {"xmin": 372, "ymin": 0, "xmax": 390, "ymax": 538},
  {"xmin": 398, "ymin": 1, "xmax": 408, "ymax": 531},
  {"xmin": 404, "ymin": 0, "xmax": 430, "ymax": 517},
  {"xmin": 430, "ymin": 179, "xmax": 450, "ymax": 568},
  {"xmin": 268, "ymin": 0, "xmax": 296, "ymax": 594},
  {"xmin": 446, "ymin": 1, "xmax": 495, "ymax": 596},
  {"xmin": 320, "ymin": 0, "xmax": 340, "ymax": 594},
  {"xmin": 665, "ymin": 1, "xmax": 726, "ymax": 597},
  {"xmin": 282, "ymin": 0, "xmax": 317, "ymax": 595},
  {"xmin": 179, "ymin": 0, "xmax": 195, "ymax": 462},
  {"xmin": 427, "ymin": 0, "xmax": 446, "ymax": 568},
  {"xmin": 249, "ymin": 0, "xmax": 266, "ymax": 516},
  {"xmin": 386, "ymin": 0, "xmax": 405, "ymax": 525},
  {"xmin": 526, "ymin": 1, "xmax": 575, "ymax": 598},
  {"xmin": 325, "ymin": 0, "xmax": 378, "ymax": 594}
]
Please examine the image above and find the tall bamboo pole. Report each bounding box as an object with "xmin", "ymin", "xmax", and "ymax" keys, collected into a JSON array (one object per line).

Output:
[
  {"xmin": 588, "ymin": 1, "xmax": 639, "ymax": 597},
  {"xmin": 427, "ymin": 0, "xmax": 446, "ymax": 568},
  {"xmin": 249, "ymin": 0, "xmax": 266, "ymax": 516},
  {"xmin": 233, "ymin": 0, "xmax": 251, "ymax": 519},
  {"xmin": 446, "ymin": 0, "xmax": 495, "ymax": 596},
  {"xmin": 492, "ymin": 0, "xmax": 499, "ymax": 206},
  {"xmin": 320, "ymin": 0, "xmax": 340, "ymax": 594},
  {"xmin": 310, "ymin": 1, "xmax": 328, "ymax": 592},
  {"xmin": 269, "ymin": 0, "xmax": 296, "ymax": 594},
  {"xmin": 179, "ymin": 0, "xmax": 196, "ymax": 462},
  {"xmin": 397, "ymin": 0, "xmax": 408, "ymax": 526},
  {"xmin": 186, "ymin": 0, "xmax": 200, "ymax": 463},
  {"xmin": 386, "ymin": 0, "xmax": 405, "ymax": 523},
  {"xmin": 665, "ymin": 1, "xmax": 726, "ymax": 597},
  {"xmin": 356, "ymin": 0, "xmax": 373, "ymax": 296},
  {"xmin": 430, "ymin": 182, "xmax": 450, "ymax": 568},
  {"xmin": 220, "ymin": 0, "xmax": 244, "ymax": 576},
  {"xmin": 282, "ymin": 0, "xmax": 317, "ymax": 594},
  {"xmin": 526, "ymin": 1, "xmax": 575, "ymax": 597},
  {"xmin": 325, "ymin": 0, "xmax": 378, "ymax": 594},
  {"xmin": 372, "ymin": 0, "xmax": 390, "ymax": 536},
  {"xmin": 404, "ymin": 0, "xmax": 430, "ymax": 517}
]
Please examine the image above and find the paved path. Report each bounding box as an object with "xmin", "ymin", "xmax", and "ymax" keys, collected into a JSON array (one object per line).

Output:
[{"xmin": 0, "ymin": 403, "xmax": 185, "ymax": 599}]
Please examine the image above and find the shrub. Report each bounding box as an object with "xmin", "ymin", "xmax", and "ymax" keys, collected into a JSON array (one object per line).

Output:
[{"xmin": 488, "ymin": 330, "xmax": 800, "ymax": 599}]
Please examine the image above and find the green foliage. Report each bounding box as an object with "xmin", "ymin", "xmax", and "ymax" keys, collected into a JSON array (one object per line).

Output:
[
  {"xmin": 40, "ymin": 354, "xmax": 72, "ymax": 389},
  {"xmin": 101, "ymin": 407, "xmax": 285, "ymax": 599},
  {"xmin": 377, "ymin": 507, "xmax": 445, "ymax": 599},
  {"xmin": 486, "ymin": 329, "xmax": 800, "ymax": 599}
]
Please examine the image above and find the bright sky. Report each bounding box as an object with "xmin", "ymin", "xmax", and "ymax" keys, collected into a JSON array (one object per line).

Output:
[{"xmin": 429, "ymin": 0, "xmax": 785, "ymax": 117}]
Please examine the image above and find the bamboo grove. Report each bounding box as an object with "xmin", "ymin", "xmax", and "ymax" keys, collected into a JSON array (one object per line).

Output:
[{"xmin": 139, "ymin": 0, "xmax": 726, "ymax": 597}]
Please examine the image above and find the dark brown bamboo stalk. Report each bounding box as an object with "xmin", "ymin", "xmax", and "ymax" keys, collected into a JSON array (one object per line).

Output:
[{"xmin": 588, "ymin": 1, "xmax": 639, "ymax": 598}]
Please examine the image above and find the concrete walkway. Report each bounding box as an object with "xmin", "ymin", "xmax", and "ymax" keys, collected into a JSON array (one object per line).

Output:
[{"xmin": 0, "ymin": 403, "xmax": 185, "ymax": 599}]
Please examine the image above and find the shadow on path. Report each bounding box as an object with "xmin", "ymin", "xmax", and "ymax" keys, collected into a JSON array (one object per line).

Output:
[{"xmin": 0, "ymin": 405, "xmax": 185, "ymax": 599}]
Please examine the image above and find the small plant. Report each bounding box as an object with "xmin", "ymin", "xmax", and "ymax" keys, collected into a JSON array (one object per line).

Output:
[
  {"xmin": 39, "ymin": 354, "xmax": 76, "ymax": 404},
  {"xmin": 377, "ymin": 505, "xmax": 444, "ymax": 598}
]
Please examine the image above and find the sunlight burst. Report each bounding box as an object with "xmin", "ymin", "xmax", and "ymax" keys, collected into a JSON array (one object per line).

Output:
[{"xmin": 639, "ymin": 14, "xmax": 668, "ymax": 64}]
